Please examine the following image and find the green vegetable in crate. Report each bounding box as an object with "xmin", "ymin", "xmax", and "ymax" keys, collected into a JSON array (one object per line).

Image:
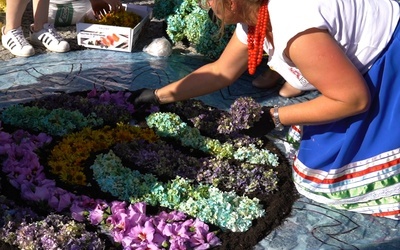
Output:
[{"xmin": 85, "ymin": 9, "xmax": 141, "ymax": 29}]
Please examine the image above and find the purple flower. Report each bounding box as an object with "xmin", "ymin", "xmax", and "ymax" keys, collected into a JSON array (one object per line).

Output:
[
  {"xmin": 8, "ymin": 166, "xmax": 32, "ymax": 187},
  {"xmin": 87, "ymin": 88, "xmax": 98, "ymax": 98},
  {"xmin": 163, "ymin": 222, "xmax": 181, "ymax": 237},
  {"xmin": 128, "ymin": 202, "xmax": 146, "ymax": 215},
  {"xmin": 165, "ymin": 222, "xmax": 192, "ymax": 243},
  {"xmin": 109, "ymin": 91, "xmax": 126, "ymax": 106},
  {"xmin": 129, "ymin": 220, "xmax": 156, "ymax": 244},
  {"xmin": 159, "ymin": 210, "xmax": 186, "ymax": 222},
  {"xmin": 48, "ymin": 187, "xmax": 75, "ymax": 212},
  {"xmin": 107, "ymin": 202, "xmax": 128, "ymax": 226},
  {"xmin": 110, "ymin": 200, "xmax": 127, "ymax": 215},
  {"xmin": 191, "ymin": 218, "xmax": 209, "ymax": 231},
  {"xmin": 151, "ymin": 217, "xmax": 167, "ymax": 233},
  {"xmin": 20, "ymin": 178, "xmax": 56, "ymax": 201},
  {"xmin": 40, "ymin": 234, "xmax": 58, "ymax": 249},
  {"xmin": 121, "ymin": 235, "xmax": 134, "ymax": 248},
  {"xmin": 129, "ymin": 242, "xmax": 161, "ymax": 250},
  {"xmin": 3, "ymin": 147, "xmax": 41, "ymax": 170},
  {"xmin": 188, "ymin": 218, "xmax": 221, "ymax": 249},
  {"xmin": 169, "ymin": 238, "xmax": 188, "ymax": 250},
  {"xmin": 98, "ymin": 91, "xmax": 112, "ymax": 103},
  {"xmin": 109, "ymin": 212, "xmax": 130, "ymax": 242},
  {"xmin": 31, "ymin": 132, "xmax": 52, "ymax": 147},
  {"xmin": 0, "ymin": 131, "xmax": 12, "ymax": 150},
  {"xmin": 151, "ymin": 232, "xmax": 167, "ymax": 247},
  {"xmin": 217, "ymin": 96, "xmax": 263, "ymax": 134},
  {"xmin": 70, "ymin": 195, "xmax": 101, "ymax": 222},
  {"xmin": 89, "ymin": 204, "xmax": 105, "ymax": 225},
  {"xmin": 190, "ymin": 226, "xmax": 221, "ymax": 249},
  {"xmin": 70, "ymin": 202, "xmax": 86, "ymax": 222},
  {"xmin": 11, "ymin": 129, "xmax": 31, "ymax": 144},
  {"xmin": 126, "ymin": 203, "xmax": 147, "ymax": 225}
]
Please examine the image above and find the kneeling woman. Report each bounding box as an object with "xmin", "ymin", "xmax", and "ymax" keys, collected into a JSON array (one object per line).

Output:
[{"xmin": 130, "ymin": 0, "xmax": 400, "ymax": 219}]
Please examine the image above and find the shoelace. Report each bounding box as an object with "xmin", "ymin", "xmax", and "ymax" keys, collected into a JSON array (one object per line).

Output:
[
  {"xmin": 45, "ymin": 25, "xmax": 64, "ymax": 41},
  {"xmin": 11, "ymin": 29, "xmax": 30, "ymax": 46}
]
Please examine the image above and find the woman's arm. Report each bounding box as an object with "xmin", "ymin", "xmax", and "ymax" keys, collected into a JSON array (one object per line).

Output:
[
  {"xmin": 156, "ymin": 31, "xmax": 249, "ymax": 104},
  {"xmin": 278, "ymin": 28, "xmax": 371, "ymax": 126}
]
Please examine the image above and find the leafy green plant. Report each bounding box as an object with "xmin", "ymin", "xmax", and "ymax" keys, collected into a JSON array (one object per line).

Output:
[{"xmin": 154, "ymin": 0, "xmax": 235, "ymax": 59}]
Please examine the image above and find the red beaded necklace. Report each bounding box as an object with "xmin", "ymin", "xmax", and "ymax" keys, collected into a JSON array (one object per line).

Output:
[{"xmin": 247, "ymin": 0, "xmax": 269, "ymax": 75}]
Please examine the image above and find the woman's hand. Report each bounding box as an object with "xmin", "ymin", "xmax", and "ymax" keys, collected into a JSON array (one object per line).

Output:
[
  {"xmin": 240, "ymin": 107, "xmax": 276, "ymax": 137},
  {"xmin": 90, "ymin": 0, "xmax": 123, "ymax": 18},
  {"xmin": 128, "ymin": 88, "xmax": 160, "ymax": 107}
]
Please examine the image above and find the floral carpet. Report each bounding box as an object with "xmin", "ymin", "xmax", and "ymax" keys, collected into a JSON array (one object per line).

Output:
[{"xmin": 0, "ymin": 50, "xmax": 399, "ymax": 249}]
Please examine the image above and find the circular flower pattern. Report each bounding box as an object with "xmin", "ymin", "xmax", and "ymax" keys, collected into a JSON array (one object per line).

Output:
[{"xmin": 0, "ymin": 89, "xmax": 296, "ymax": 249}]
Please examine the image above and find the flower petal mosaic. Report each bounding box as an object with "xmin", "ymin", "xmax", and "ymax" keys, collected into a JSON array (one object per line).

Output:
[{"xmin": 0, "ymin": 89, "xmax": 296, "ymax": 249}]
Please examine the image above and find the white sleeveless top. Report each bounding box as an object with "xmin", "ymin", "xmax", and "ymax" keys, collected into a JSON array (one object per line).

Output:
[{"xmin": 236, "ymin": 0, "xmax": 400, "ymax": 90}]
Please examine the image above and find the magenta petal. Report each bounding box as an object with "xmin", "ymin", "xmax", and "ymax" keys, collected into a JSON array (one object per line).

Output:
[
  {"xmin": 114, "ymin": 213, "xmax": 130, "ymax": 233},
  {"xmin": 143, "ymin": 220, "xmax": 155, "ymax": 241},
  {"xmin": 89, "ymin": 207, "xmax": 104, "ymax": 225},
  {"xmin": 99, "ymin": 91, "xmax": 111, "ymax": 103},
  {"xmin": 153, "ymin": 218, "xmax": 166, "ymax": 233},
  {"xmin": 152, "ymin": 232, "xmax": 167, "ymax": 246},
  {"xmin": 207, "ymin": 232, "xmax": 222, "ymax": 246},
  {"xmin": 162, "ymin": 223, "xmax": 176, "ymax": 237},
  {"xmin": 20, "ymin": 183, "xmax": 35, "ymax": 200},
  {"xmin": 58, "ymin": 196, "xmax": 73, "ymax": 211},
  {"xmin": 111, "ymin": 200, "xmax": 127, "ymax": 214},
  {"xmin": 169, "ymin": 238, "xmax": 187, "ymax": 250},
  {"xmin": 33, "ymin": 133, "xmax": 52, "ymax": 147},
  {"xmin": 0, "ymin": 142, "xmax": 11, "ymax": 155},
  {"xmin": 120, "ymin": 235, "xmax": 133, "ymax": 247},
  {"xmin": 193, "ymin": 244, "xmax": 211, "ymax": 250},
  {"xmin": 131, "ymin": 202, "xmax": 146, "ymax": 214},
  {"xmin": 87, "ymin": 88, "xmax": 98, "ymax": 98},
  {"xmin": 192, "ymin": 218, "xmax": 209, "ymax": 231},
  {"xmin": 70, "ymin": 201, "xmax": 86, "ymax": 222},
  {"xmin": 32, "ymin": 184, "xmax": 52, "ymax": 201},
  {"xmin": 0, "ymin": 131, "xmax": 12, "ymax": 145}
]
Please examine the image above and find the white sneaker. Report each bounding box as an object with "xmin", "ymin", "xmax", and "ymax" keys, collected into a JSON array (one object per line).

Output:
[
  {"xmin": 1, "ymin": 26, "xmax": 35, "ymax": 57},
  {"xmin": 29, "ymin": 23, "xmax": 70, "ymax": 53}
]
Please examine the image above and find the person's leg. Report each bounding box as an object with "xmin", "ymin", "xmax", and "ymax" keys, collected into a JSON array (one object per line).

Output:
[
  {"xmin": 1, "ymin": 0, "xmax": 35, "ymax": 57},
  {"xmin": 4, "ymin": 0, "xmax": 31, "ymax": 32},
  {"xmin": 252, "ymin": 68, "xmax": 304, "ymax": 97},
  {"xmin": 29, "ymin": 0, "xmax": 70, "ymax": 53},
  {"xmin": 31, "ymin": 0, "xmax": 49, "ymax": 32},
  {"xmin": 252, "ymin": 68, "xmax": 283, "ymax": 89},
  {"xmin": 279, "ymin": 82, "xmax": 304, "ymax": 98}
]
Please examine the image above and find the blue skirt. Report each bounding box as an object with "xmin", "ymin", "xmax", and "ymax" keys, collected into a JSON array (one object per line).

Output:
[{"xmin": 293, "ymin": 20, "xmax": 400, "ymax": 219}]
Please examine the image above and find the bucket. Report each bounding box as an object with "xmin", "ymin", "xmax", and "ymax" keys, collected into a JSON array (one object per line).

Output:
[{"xmin": 48, "ymin": 0, "xmax": 92, "ymax": 27}]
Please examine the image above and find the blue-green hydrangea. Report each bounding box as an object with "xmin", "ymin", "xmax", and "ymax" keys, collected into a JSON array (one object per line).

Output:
[
  {"xmin": 155, "ymin": 0, "xmax": 235, "ymax": 59},
  {"xmin": 90, "ymin": 151, "xmax": 265, "ymax": 232},
  {"xmin": 1, "ymin": 105, "xmax": 103, "ymax": 136},
  {"xmin": 147, "ymin": 112, "xmax": 278, "ymax": 165},
  {"xmin": 233, "ymin": 144, "xmax": 279, "ymax": 166},
  {"xmin": 90, "ymin": 150, "xmax": 159, "ymax": 200}
]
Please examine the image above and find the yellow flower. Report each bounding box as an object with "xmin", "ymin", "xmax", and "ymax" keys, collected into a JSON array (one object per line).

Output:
[
  {"xmin": 48, "ymin": 125, "xmax": 159, "ymax": 186},
  {"xmin": 72, "ymin": 172, "xmax": 87, "ymax": 186}
]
